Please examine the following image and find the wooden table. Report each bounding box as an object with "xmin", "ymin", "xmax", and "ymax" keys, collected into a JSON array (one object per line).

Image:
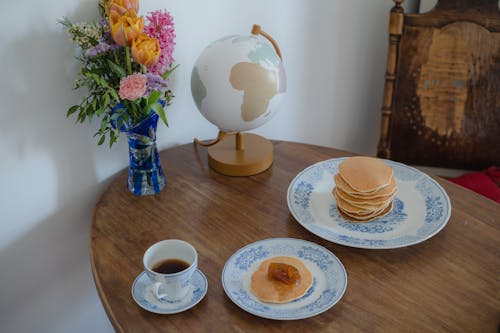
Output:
[{"xmin": 90, "ymin": 141, "xmax": 500, "ymax": 332}]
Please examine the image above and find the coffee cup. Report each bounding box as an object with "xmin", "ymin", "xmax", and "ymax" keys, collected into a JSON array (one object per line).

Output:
[{"xmin": 143, "ymin": 239, "xmax": 198, "ymax": 301}]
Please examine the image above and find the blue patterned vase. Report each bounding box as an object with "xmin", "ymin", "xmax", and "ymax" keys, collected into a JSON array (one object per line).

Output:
[{"xmin": 125, "ymin": 111, "xmax": 166, "ymax": 195}]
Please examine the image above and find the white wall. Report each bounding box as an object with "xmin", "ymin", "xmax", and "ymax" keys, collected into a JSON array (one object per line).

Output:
[{"xmin": 0, "ymin": 0, "xmax": 416, "ymax": 331}]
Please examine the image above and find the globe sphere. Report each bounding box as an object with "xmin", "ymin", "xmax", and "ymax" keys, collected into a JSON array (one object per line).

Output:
[{"xmin": 191, "ymin": 34, "xmax": 286, "ymax": 132}]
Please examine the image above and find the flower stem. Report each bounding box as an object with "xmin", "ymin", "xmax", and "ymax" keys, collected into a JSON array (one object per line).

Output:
[{"xmin": 125, "ymin": 46, "xmax": 132, "ymax": 74}]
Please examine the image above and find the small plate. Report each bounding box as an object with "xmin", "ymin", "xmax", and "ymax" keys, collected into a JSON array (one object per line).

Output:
[
  {"xmin": 287, "ymin": 158, "xmax": 452, "ymax": 249},
  {"xmin": 222, "ymin": 238, "xmax": 347, "ymax": 320},
  {"xmin": 131, "ymin": 269, "xmax": 207, "ymax": 314}
]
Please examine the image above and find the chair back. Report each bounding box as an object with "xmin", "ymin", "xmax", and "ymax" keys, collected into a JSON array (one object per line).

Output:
[{"xmin": 377, "ymin": 0, "xmax": 500, "ymax": 170}]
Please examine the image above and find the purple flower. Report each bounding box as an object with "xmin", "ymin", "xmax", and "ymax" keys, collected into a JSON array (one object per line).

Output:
[
  {"xmin": 146, "ymin": 73, "xmax": 168, "ymax": 94},
  {"xmin": 98, "ymin": 19, "xmax": 108, "ymax": 27},
  {"xmin": 87, "ymin": 43, "xmax": 111, "ymax": 58},
  {"xmin": 86, "ymin": 40, "xmax": 119, "ymax": 58}
]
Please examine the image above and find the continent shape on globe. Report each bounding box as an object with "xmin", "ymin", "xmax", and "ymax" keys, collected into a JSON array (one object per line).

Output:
[{"xmin": 230, "ymin": 62, "xmax": 277, "ymax": 122}]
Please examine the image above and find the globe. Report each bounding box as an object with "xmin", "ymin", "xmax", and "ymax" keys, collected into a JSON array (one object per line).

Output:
[
  {"xmin": 190, "ymin": 25, "xmax": 286, "ymax": 176},
  {"xmin": 191, "ymin": 28, "xmax": 286, "ymax": 132}
]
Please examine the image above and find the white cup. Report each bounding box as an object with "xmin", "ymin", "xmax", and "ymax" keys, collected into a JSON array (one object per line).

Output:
[{"xmin": 143, "ymin": 239, "xmax": 198, "ymax": 302}]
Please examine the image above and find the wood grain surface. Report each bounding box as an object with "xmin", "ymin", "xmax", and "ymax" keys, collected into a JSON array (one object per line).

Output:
[{"xmin": 90, "ymin": 141, "xmax": 500, "ymax": 332}]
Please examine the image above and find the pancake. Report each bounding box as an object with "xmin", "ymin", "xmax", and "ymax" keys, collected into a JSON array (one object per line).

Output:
[
  {"xmin": 334, "ymin": 187, "xmax": 393, "ymax": 211},
  {"xmin": 334, "ymin": 173, "xmax": 397, "ymax": 199},
  {"xmin": 250, "ymin": 256, "xmax": 313, "ymax": 304},
  {"xmin": 338, "ymin": 157, "xmax": 393, "ymax": 193},
  {"xmin": 335, "ymin": 185, "xmax": 395, "ymax": 206},
  {"xmin": 333, "ymin": 191, "xmax": 390, "ymax": 215},
  {"xmin": 338, "ymin": 201, "xmax": 393, "ymax": 222}
]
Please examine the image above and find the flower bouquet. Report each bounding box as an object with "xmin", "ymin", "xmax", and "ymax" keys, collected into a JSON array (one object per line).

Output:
[{"xmin": 61, "ymin": 0, "xmax": 177, "ymax": 195}]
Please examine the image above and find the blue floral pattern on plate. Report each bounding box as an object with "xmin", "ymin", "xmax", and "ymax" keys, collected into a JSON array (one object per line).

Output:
[
  {"xmin": 221, "ymin": 238, "xmax": 347, "ymax": 320},
  {"xmin": 131, "ymin": 269, "xmax": 208, "ymax": 314},
  {"xmin": 287, "ymin": 158, "xmax": 451, "ymax": 249}
]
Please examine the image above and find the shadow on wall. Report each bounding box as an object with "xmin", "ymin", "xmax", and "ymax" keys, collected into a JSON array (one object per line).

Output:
[
  {"xmin": 0, "ymin": 2, "xmax": 114, "ymax": 332},
  {"xmin": 0, "ymin": 194, "xmax": 111, "ymax": 332}
]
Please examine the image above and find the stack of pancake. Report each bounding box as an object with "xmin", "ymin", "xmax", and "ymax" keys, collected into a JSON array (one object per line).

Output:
[{"xmin": 333, "ymin": 156, "xmax": 397, "ymax": 222}]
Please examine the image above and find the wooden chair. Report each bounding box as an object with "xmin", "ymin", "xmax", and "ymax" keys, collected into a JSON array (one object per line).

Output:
[{"xmin": 377, "ymin": 0, "xmax": 500, "ymax": 170}]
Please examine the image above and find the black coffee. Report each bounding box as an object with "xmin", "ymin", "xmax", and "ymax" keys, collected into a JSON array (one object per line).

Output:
[{"xmin": 152, "ymin": 259, "xmax": 190, "ymax": 274}]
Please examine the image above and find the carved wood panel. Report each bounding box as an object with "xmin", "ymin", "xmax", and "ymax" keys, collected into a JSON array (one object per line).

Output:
[{"xmin": 380, "ymin": 0, "xmax": 500, "ymax": 170}]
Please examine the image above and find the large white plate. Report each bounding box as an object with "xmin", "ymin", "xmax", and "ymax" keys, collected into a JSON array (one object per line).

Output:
[
  {"xmin": 287, "ymin": 158, "xmax": 451, "ymax": 249},
  {"xmin": 221, "ymin": 238, "xmax": 347, "ymax": 320}
]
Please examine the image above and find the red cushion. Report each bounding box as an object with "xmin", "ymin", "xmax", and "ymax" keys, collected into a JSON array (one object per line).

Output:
[
  {"xmin": 485, "ymin": 166, "xmax": 500, "ymax": 186},
  {"xmin": 448, "ymin": 167, "xmax": 500, "ymax": 203}
]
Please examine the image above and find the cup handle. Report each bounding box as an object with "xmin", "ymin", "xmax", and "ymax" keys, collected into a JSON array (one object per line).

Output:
[{"xmin": 153, "ymin": 282, "xmax": 168, "ymax": 300}]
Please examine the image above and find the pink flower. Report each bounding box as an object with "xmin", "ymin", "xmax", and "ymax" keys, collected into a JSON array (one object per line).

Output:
[
  {"xmin": 144, "ymin": 10, "xmax": 176, "ymax": 75},
  {"xmin": 119, "ymin": 73, "xmax": 147, "ymax": 100}
]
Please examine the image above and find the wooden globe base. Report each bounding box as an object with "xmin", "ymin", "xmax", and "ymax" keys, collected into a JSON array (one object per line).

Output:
[{"xmin": 207, "ymin": 133, "xmax": 273, "ymax": 176}]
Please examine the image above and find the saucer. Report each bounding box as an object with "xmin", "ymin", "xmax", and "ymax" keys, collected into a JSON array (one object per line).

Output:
[{"xmin": 131, "ymin": 269, "xmax": 208, "ymax": 314}]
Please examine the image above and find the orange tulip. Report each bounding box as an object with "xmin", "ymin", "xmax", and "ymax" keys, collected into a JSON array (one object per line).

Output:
[
  {"xmin": 131, "ymin": 34, "xmax": 161, "ymax": 67},
  {"xmin": 104, "ymin": 0, "xmax": 139, "ymax": 17},
  {"xmin": 110, "ymin": 11, "xmax": 143, "ymax": 46}
]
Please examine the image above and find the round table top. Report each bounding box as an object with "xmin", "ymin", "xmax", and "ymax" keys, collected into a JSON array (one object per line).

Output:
[{"xmin": 90, "ymin": 141, "xmax": 500, "ymax": 332}]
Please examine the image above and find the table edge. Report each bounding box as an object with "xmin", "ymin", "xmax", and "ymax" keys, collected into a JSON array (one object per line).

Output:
[{"xmin": 89, "ymin": 207, "xmax": 126, "ymax": 333}]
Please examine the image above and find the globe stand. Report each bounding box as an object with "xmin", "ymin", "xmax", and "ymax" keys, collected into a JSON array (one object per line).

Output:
[{"xmin": 204, "ymin": 132, "xmax": 273, "ymax": 176}]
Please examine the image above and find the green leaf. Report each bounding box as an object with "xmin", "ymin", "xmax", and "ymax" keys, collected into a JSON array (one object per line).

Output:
[
  {"xmin": 162, "ymin": 64, "xmax": 179, "ymax": 80},
  {"xmin": 77, "ymin": 110, "xmax": 86, "ymax": 123},
  {"xmin": 103, "ymin": 93, "xmax": 110, "ymax": 107},
  {"xmin": 98, "ymin": 135, "xmax": 106, "ymax": 145},
  {"xmin": 117, "ymin": 118, "xmax": 124, "ymax": 130},
  {"xmin": 96, "ymin": 94, "xmax": 108, "ymax": 116},
  {"xmin": 67, "ymin": 105, "xmax": 79, "ymax": 117},
  {"xmin": 122, "ymin": 112, "xmax": 130, "ymax": 125},
  {"xmin": 110, "ymin": 112, "xmax": 120, "ymax": 121},
  {"xmin": 107, "ymin": 60, "xmax": 126, "ymax": 78},
  {"xmin": 108, "ymin": 88, "xmax": 120, "ymax": 102},
  {"xmin": 147, "ymin": 91, "xmax": 161, "ymax": 107},
  {"xmin": 109, "ymin": 131, "xmax": 117, "ymax": 148},
  {"xmin": 100, "ymin": 118, "xmax": 108, "ymax": 132},
  {"xmin": 85, "ymin": 102, "xmax": 94, "ymax": 117},
  {"xmin": 150, "ymin": 102, "xmax": 168, "ymax": 127}
]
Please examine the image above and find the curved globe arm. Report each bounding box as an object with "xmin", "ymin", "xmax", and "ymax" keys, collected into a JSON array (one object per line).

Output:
[
  {"xmin": 194, "ymin": 130, "xmax": 234, "ymax": 147},
  {"xmin": 251, "ymin": 24, "xmax": 282, "ymax": 60}
]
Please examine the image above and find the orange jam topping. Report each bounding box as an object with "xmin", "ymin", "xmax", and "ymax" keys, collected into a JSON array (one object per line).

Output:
[{"xmin": 268, "ymin": 262, "xmax": 301, "ymax": 285}]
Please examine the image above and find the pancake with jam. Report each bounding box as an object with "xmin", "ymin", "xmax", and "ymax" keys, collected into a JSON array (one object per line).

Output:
[{"xmin": 250, "ymin": 256, "xmax": 313, "ymax": 303}]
